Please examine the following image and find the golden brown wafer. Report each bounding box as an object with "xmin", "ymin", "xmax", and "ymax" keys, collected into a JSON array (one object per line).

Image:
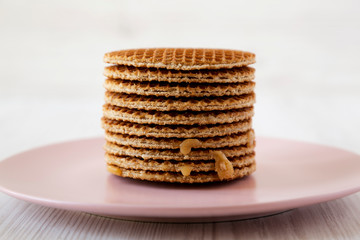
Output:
[
  {"xmin": 101, "ymin": 117, "xmax": 253, "ymax": 138},
  {"xmin": 104, "ymin": 141, "xmax": 255, "ymax": 161},
  {"xmin": 104, "ymin": 48, "xmax": 255, "ymax": 70},
  {"xmin": 106, "ymin": 163, "xmax": 256, "ymax": 183},
  {"xmin": 104, "ymin": 65, "xmax": 255, "ymax": 83},
  {"xmin": 105, "ymin": 152, "xmax": 255, "ymax": 172},
  {"xmin": 103, "ymin": 78, "xmax": 256, "ymax": 97},
  {"xmin": 104, "ymin": 129, "xmax": 255, "ymax": 149},
  {"xmin": 102, "ymin": 104, "xmax": 254, "ymax": 125},
  {"xmin": 104, "ymin": 91, "xmax": 255, "ymax": 111}
]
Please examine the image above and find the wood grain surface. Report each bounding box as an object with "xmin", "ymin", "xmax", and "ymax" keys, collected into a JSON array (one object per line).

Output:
[{"xmin": 1, "ymin": 192, "xmax": 359, "ymax": 240}]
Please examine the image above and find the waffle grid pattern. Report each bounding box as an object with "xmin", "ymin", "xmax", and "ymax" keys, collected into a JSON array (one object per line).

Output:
[{"xmin": 104, "ymin": 48, "xmax": 256, "ymax": 70}]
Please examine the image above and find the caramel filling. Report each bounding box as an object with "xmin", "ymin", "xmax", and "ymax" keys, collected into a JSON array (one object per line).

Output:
[
  {"xmin": 107, "ymin": 165, "xmax": 122, "ymax": 176},
  {"xmin": 247, "ymin": 130, "xmax": 255, "ymax": 147},
  {"xmin": 179, "ymin": 139, "xmax": 201, "ymax": 176},
  {"xmin": 180, "ymin": 165, "xmax": 193, "ymax": 176},
  {"xmin": 179, "ymin": 139, "xmax": 235, "ymax": 180},
  {"xmin": 212, "ymin": 151, "xmax": 234, "ymax": 180},
  {"xmin": 180, "ymin": 139, "xmax": 201, "ymax": 155}
]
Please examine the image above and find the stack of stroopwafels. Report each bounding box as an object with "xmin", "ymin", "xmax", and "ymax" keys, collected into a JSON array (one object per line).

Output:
[{"xmin": 102, "ymin": 48, "xmax": 256, "ymax": 183}]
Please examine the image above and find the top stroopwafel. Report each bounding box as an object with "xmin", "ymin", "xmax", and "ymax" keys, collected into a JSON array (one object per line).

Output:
[{"xmin": 103, "ymin": 48, "xmax": 255, "ymax": 70}]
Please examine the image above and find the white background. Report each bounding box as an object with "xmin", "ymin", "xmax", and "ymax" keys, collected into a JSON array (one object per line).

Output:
[{"xmin": 1, "ymin": 0, "xmax": 359, "ymax": 159}]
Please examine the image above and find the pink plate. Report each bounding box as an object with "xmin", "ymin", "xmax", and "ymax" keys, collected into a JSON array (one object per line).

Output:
[{"xmin": 1, "ymin": 137, "xmax": 360, "ymax": 222}]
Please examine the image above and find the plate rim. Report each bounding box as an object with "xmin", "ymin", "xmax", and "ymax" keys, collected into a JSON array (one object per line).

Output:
[{"xmin": 1, "ymin": 136, "xmax": 360, "ymax": 219}]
